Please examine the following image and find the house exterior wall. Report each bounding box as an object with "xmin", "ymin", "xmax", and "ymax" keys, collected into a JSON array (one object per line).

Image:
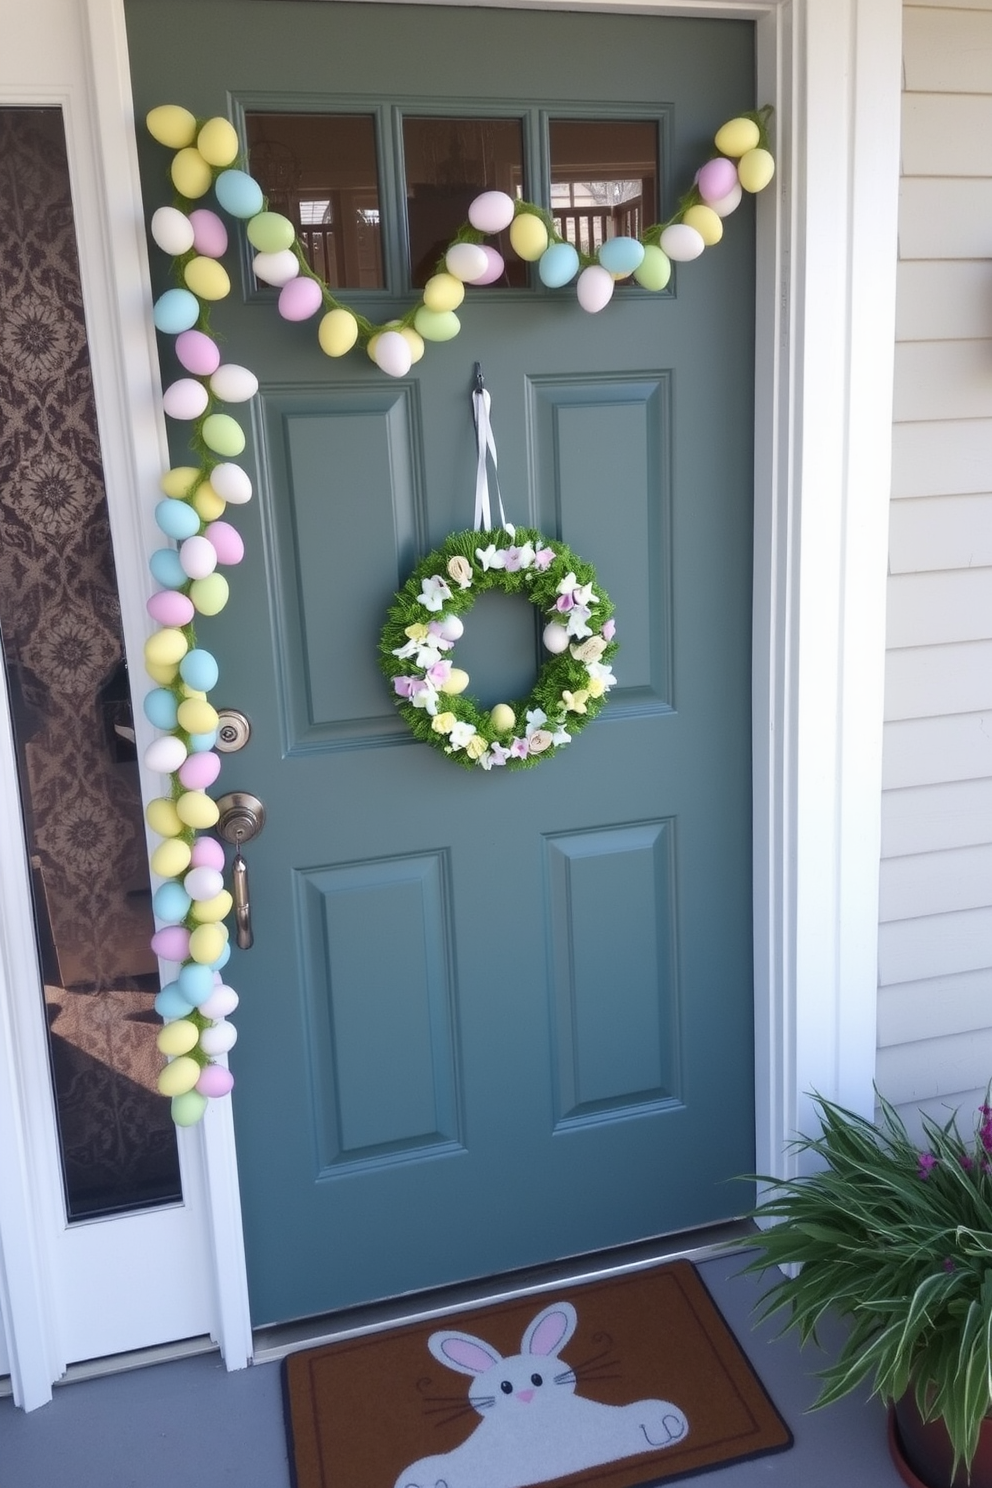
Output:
[{"xmin": 878, "ymin": 0, "xmax": 992, "ymax": 1130}]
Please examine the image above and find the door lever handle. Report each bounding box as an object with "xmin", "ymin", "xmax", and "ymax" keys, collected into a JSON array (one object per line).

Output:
[
  {"xmin": 232, "ymin": 850, "xmax": 253, "ymax": 950},
  {"xmin": 215, "ymin": 792, "xmax": 266, "ymax": 952}
]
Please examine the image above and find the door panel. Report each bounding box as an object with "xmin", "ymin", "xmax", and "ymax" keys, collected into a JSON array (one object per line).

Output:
[{"xmin": 127, "ymin": 0, "xmax": 756, "ymax": 1325}]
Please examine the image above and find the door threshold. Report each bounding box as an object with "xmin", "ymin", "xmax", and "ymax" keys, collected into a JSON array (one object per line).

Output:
[{"xmin": 251, "ymin": 1218, "xmax": 756, "ymax": 1366}]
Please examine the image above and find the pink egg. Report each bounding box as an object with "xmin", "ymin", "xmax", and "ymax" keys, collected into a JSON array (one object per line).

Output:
[
  {"xmin": 179, "ymin": 534, "xmax": 218, "ymax": 579},
  {"xmin": 697, "ymin": 156, "xmax": 740, "ymax": 204},
  {"xmin": 190, "ymin": 836, "xmax": 226, "ymax": 870},
  {"xmin": 178, "ymin": 751, "xmax": 222, "ymax": 790},
  {"xmin": 151, "ymin": 925, "xmax": 191, "ymax": 962},
  {"xmin": 196, "ymin": 1064, "xmax": 235, "ymax": 1098},
  {"xmin": 147, "ymin": 590, "xmax": 195, "ymax": 626},
  {"xmin": 467, "ymin": 190, "xmax": 516, "ymax": 234},
  {"xmin": 204, "ymin": 520, "xmax": 245, "ymax": 566},
  {"xmin": 188, "ymin": 208, "xmax": 228, "ymax": 258},
  {"xmin": 175, "ymin": 329, "xmax": 221, "ymax": 377},
  {"xmin": 469, "ymin": 246, "xmax": 505, "ymax": 286},
  {"xmin": 278, "ymin": 276, "xmax": 323, "ymax": 321},
  {"xmin": 163, "ymin": 378, "xmax": 209, "ymax": 421}
]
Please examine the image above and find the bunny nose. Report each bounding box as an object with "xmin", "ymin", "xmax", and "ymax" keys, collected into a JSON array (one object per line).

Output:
[{"xmin": 517, "ymin": 1389, "xmax": 535, "ymax": 1403}]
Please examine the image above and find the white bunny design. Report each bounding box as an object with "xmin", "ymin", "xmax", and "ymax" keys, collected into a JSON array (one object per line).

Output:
[{"xmin": 394, "ymin": 1298, "xmax": 689, "ymax": 1488}]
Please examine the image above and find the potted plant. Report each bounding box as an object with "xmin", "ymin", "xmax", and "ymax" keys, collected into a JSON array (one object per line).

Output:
[{"xmin": 739, "ymin": 1090, "xmax": 992, "ymax": 1488}]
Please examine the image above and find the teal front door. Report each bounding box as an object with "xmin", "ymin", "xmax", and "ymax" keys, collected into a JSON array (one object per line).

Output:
[{"xmin": 127, "ymin": 0, "xmax": 756, "ymax": 1326}]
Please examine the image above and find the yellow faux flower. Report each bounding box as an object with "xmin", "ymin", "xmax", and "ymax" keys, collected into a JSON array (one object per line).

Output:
[
  {"xmin": 465, "ymin": 734, "xmax": 488, "ymax": 760},
  {"xmin": 432, "ymin": 712, "xmax": 457, "ymax": 734},
  {"xmin": 585, "ymin": 676, "xmax": 605, "ymax": 698},
  {"xmin": 562, "ymin": 689, "xmax": 589, "ymax": 714},
  {"xmin": 404, "ymin": 622, "xmax": 429, "ymax": 640}
]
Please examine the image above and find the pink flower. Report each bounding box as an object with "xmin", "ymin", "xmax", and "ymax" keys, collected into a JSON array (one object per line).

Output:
[
  {"xmin": 509, "ymin": 736, "xmax": 530, "ymax": 759},
  {"xmin": 489, "ymin": 742, "xmax": 511, "ymax": 767},
  {"xmin": 917, "ymin": 1152, "xmax": 938, "ymax": 1180},
  {"xmin": 393, "ymin": 676, "xmax": 416, "ymax": 698},
  {"xmin": 603, "ymin": 618, "xmax": 616, "ymax": 641},
  {"xmin": 504, "ymin": 546, "xmax": 523, "ymax": 571},
  {"xmin": 556, "ymin": 593, "xmax": 574, "ymax": 612},
  {"xmin": 534, "ymin": 546, "xmax": 555, "ymax": 571},
  {"xmin": 427, "ymin": 660, "xmax": 452, "ymax": 686}
]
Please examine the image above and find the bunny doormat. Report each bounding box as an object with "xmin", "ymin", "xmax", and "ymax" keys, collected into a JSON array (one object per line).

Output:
[{"xmin": 283, "ymin": 1260, "xmax": 792, "ymax": 1488}]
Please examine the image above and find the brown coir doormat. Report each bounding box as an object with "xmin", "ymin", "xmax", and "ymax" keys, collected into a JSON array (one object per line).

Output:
[{"xmin": 283, "ymin": 1260, "xmax": 792, "ymax": 1488}]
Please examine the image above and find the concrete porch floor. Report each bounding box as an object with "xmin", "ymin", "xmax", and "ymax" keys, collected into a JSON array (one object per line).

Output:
[{"xmin": 0, "ymin": 1246, "xmax": 906, "ymax": 1487}]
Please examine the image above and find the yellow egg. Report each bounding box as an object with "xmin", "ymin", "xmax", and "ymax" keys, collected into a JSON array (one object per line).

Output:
[
  {"xmin": 366, "ymin": 332, "xmax": 382, "ymax": 364},
  {"xmin": 191, "ymin": 481, "xmax": 225, "ymax": 522},
  {"xmin": 188, "ymin": 923, "xmax": 226, "ymax": 965},
  {"xmin": 196, "ymin": 116, "xmax": 240, "ymax": 168},
  {"xmin": 145, "ymin": 659, "xmax": 179, "ymax": 686},
  {"xmin": 151, "ymin": 838, "xmax": 193, "ymax": 880},
  {"xmin": 145, "ymin": 628, "xmax": 189, "ymax": 667},
  {"xmin": 423, "ymin": 273, "xmax": 465, "ymax": 313},
  {"xmin": 738, "ymin": 147, "xmax": 776, "ymax": 193},
  {"xmin": 318, "ymin": 308, "xmax": 360, "ymax": 358},
  {"xmin": 489, "ymin": 704, "xmax": 516, "ymax": 732},
  {"xmin": 184, "ymin": 256, "xmax": 231, "ymax": 301},
  {"xmin": 175, "ymin": 791, "xmax": 221, "ymax": 830},
  {"xmin": 157, "ymin": 1055, "xmax": 201, "ymax": 1097},
  {"xmin": 176, "ymin": 697, "xmax": 219, "ymax": 734},
  {"xmin": 146, "ymin": 105, "xmax": 197, "ymax": 149},
  {"xmin": 509, "ymin": 213, "xmax": 550, "ymax": 262},
  {"xmin": 146, "ymin": 797, "xmax": 183, "ymax": 837},
  {"xmin": 440, "ymin": 667, "xmax": 470, "ymax": 695},
  {"xmin": 714, "ymin": 117, "xmax": 761, "ymax": 158},
  {"xmin": 161, "ymin": 465, "xmax": 201, "ymax": 499},
  {"xmin": 399, "ymin": 326, "xmax": 425, "ymax": 364},
  {"xmin": 682, "ymin": 204, "xmax": 723, "ymax": 245},
  {"xmin": 191, "ymin": 890, "xmax": 234, "ymax": 924},
  {"xmin": 170, "ymin": 147, "xmax": 213, "ymax": 200},
  {"xmin": 157, "ymin": 1019, "xmax": 200, "ymax": 1057}
]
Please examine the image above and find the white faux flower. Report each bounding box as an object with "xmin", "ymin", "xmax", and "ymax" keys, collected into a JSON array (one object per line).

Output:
[
  {"xmin": 476, "ymin": 544, "xmax": 507, "ymax": 571},
  {"xmin": 417, "ymin": 575, "xmax": 452, "ymax": 611},
  {"xmin": 448, "ymin": 720, "xmax": 477, "ymax": 750},
  {"xmin": 586, "ymin": 661, "xmax": 617, "ymax": 691},
  {"xmin": 525, "ymin": 708, "xmax": 548, "ymax": 735}
]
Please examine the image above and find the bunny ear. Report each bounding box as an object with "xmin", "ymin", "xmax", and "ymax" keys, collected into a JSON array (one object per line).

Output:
[
  {"xmin": 428, "ymin": 1329, "xmax": 503, "ymax": 1376},
  {"xmin": 523, "ymin": 1300, "xmax": 578, "ymax": 1357}
]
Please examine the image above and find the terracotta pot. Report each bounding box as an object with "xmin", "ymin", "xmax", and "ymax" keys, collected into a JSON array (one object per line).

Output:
[{"xmin": 889, "ymin": 1394, "xmax": 992, "ymax": 1488}]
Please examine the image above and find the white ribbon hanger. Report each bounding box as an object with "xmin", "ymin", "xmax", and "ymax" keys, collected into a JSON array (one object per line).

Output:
[{"xmin": 471, "ymin": 364, "xmax": 511, "ymax": 534}]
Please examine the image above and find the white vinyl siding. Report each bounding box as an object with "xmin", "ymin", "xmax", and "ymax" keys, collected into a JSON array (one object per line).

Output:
[{"xmin": 878, "ymin": 0, "xmax": 992, "ymax": 1130}]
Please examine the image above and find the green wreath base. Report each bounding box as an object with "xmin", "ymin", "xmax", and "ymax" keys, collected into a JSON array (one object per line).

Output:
[{"xmin": 379, "ymin": 527, "xmax": 618, "ymax": 771}]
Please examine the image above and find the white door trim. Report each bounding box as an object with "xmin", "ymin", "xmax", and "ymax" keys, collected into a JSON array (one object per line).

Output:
[{"xmin": 0, "ymin": 0, "xmax": 899, "ymax": 1404}]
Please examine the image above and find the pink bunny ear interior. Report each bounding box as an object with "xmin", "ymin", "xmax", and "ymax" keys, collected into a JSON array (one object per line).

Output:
[
  {"xmin": 524, "ymin": 1301, "xmax": 577, "ymax": 1356},
  {"xmin": 429, "ymin": 1331, "xmax": 502, "ymax": 1375}
]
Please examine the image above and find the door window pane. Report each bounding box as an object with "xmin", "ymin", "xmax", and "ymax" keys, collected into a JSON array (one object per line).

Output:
[
  {"xmin": 403, "ymin": 117, "xmax": 525, "ymax": 287},
  {"xmin": 245, "ymin": 113, "xmax": 383, "ymax": 289},
  {"xmin": 549, "ymin": 119, "xmax": 658, "ymax": 258}
]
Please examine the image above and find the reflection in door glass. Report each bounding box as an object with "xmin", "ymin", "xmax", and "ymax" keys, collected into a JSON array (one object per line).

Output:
[
  {"xmin": 245, "ymin": 113, "xmax": 384, "ymax": 289},
  {"xmin": 549, "ymin": 119, "xmax": 659, "ymax": 259},
  {"xmin": 403, "ymin": 117, "xmax": 525, "ymax": 287},
  {"xmin": 0, "ymin": 107, "xmax": 182, "ymax": 1220}
]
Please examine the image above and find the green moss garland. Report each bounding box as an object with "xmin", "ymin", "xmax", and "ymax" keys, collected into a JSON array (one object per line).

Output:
[{"xmin": 380, "ymin": 527, "xmax": 617, "ymax": 771}]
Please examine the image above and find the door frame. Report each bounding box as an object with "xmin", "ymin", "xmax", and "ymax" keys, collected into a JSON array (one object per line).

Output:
[{"xmin": 0, "ymin": 0, "xmax": 900, "ymax": 1406}]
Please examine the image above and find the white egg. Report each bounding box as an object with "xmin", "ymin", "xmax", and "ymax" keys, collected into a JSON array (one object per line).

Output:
[
  {"xmin": 252, "ymin": 249, "xmax": 300, "ymax": 287},
  {"xmin": 151, "ymin": 206, "xmax": 195, "ymax": 257},
  {"xmin": 209, "ymin": 364, "xmax": 259, "ymax": 403}
]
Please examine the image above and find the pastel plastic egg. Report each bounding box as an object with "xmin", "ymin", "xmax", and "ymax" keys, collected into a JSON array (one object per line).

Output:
[
  {"xmin": 659, "ymin": 223, "xmax": 705, "ymax": 261},
  {"xmin": 210, "ymin": 941, "xmax": 231, "ymax": 973},
  {"xmin": 423, "ymin": 273, "xmax": 465, "ymax": 312},
  {"xmin": 598, "ymin": 236, "xmax": 645, "ymax": 278},
  {"xmin": 437, "ymin": 615, "xmax": 464, "ymax": 641},
  {"xmin": 489, "ymin": 704, "xmax": 516, "ymax": 732},
  {"xmin": 155, "ymin": 982, "xmax": 195, "ymax": 1020},
  {"xmin": 160, "ymin": 466, "xmax": 199, "ymax": 499},
  {"xmin": 509, "ymin": 213, "xmax": 549, "ymax": 262},
  {"xmin": 697, "ymin": 156, "xmax": 739, "ymax": 204},
  {"xmin": 155, "ymin": 498, "xmax": 200, "ymax": 541},
  {"xmin": 146, "ymin": 104, "xmax": 197, "ymax": 149},
  {"xmin": 715, "ymin": 116, "xmax": 761, "ymax": 158},
  {"xmin": 187, "ymin": 729, "xmax": 219, "ymax": 754},
  {"xmin": 144, "ymin": 735, "xmax": 188, "ymax": 774},
  {"xmin": 179, "ymin": 534, "xmax": 218, "ymax": 580},
  {"xmin": 278, "ymin": 275, "xmax": 323, "ymax": 321},
  {"xmin": 179, "ymin": 648, "xmax": 220, "ymax": 692},
  {"xmin": 440, "ymin": 667, "xmax": 470, "ymax": 695},
  {"xmin": 177, "ymin": 697, "xmax": 220, "ymax": 735},
  {"xmin": 191, "ymin": 837, "xmax": 226, "ymax": 871},
  {"xmin": 188, "ymin": 208, "xmax": 229, "ymax": 258},
  {"xmin": 247, "ymin": 211, "xmax": 296, "ymax": 253},
  {"xmin": 318, "ymin": 307, "xmax": 359, "ymax": 358},
  {"xmin": 576, "ymin": 264, "xmax": 614, "ymax": 313},
  {"xmin": 144, "ymin": 627, "xmax": 189, "ymax": 667},
  {"xmin": 633, "ymin": 245, "xmax": 672, "ymax": 291},
  {"xmin": 178, "ymin": 751, "xmax": 221, "ymax": 791},
  {"xmin": 150, "ymin": 205, "xmax": 195, "ymax": 257},
  {"xmin": 157, "ymin": 1056, "xmax": 201, "ymax": 1098},
  {"xmin": 372, "ymin": 330, "xmax": 413, "ymax": 377},
  {"xmin": 162, "ymin": 378, "xmax": 209, "ymax": 422},
  {"xmin": 470, "ymin": 246, "xmax": 505, "ymax": 285},
  {"xmin": 175, "ymin": 791, "xmax": 220, "ymax": 831},
  {"xmin": 191, "ymin": 482, "xmax": 225, "ymax": 522},
  {"xmin": 209, "ymin": 364, "xmax": 258, "ymax": 403},
  {"xmin": 148, "ymin": 548, "xmax": 188, "ymax": 591},
  {"xmin": 184, "ymin": 256, "xmax": 231, "ymax": 301},
  {"xmin": 171, "ymin": 1090, "xmax": 209, "ymax": 1125},
  {"xmin": 175, "ymin": 329, "xmax": 221, "ymax": 377},
  {"xmin": 399, "ymin": 326, "xmax": 425, "ymax": 364},
  {"xmin": 738, "ymin": 147, "xmax": 775, "ymax": 193},
  {"xmin": 152, "ymin": 288, "xmax": 200, "ymax": 334},
  {"xmin": 146, "ymin": 794, "xmax": 182, "ymax": 836},
  {"xmin": 189, "ymin": 923, "xmax": 226, "ymax": 966},
  {"xmin": 252, "ymin": 249, "xmax": 299, "ymax": 287},
  {"xmin": 468, "ymin": 190, "xmax": 516, "ymax": 234},
  {"xmin": 199, "ymin": 1020, "xmax": 238, "ymax": 1056},
  {"xmin": 214, "ymin": 169, "xmax": 264, "ymax": 219},
  {"xmin": 538, "ymin": 242, "xmax": 580, "ymax": 288},
  {"xmin": 158, "ymin": 1019, "xmax": 201, "ymax": 1058},
  {"xmin": 171, "ymin": 147, "xmax": 213, "ymax": 200},
  {"xmin": 191, "ymin": 890, "xmax": 233, "ymax": 924},
  {"xmin": 153, "ymin": 881, "xmax": 192, "ymax": 923},
  {"xmin": 196, "ymin": 116, "xmax": 239, "ymax": 168},
  {"xmin": 150, "ymin": 925, "xmax": 190, "ymax": 962},
  {"xmin": 413, "ymin": 307, "xmax": 461, "ymax": 343},
  {"xmin": 151, "ymin": 838, "xmax": 192, "ymax": 879},
  {"xmin": 189, "ymin": 574, "xmax": 230, "ymax": 616},
  {"xmin": 682, "ymin": 204, "xmax": 723, "ymax": 246},
  {"xmin": 201, "ymin": 414, "xmax": 245, "ymax": 457},
  {"xmin": 145, "ymin": 662, "xmax": 178, "ymax": 689},
  {"xmin": 208, "ymin": 463, "xmax": 252, "ymax": 505},
  {"xmin": 185, "ymin": 865, "xmax": 225, "ymax": 901},
  {"xmin": 543, "ymin": 622, "xmax": 570, "ymax": 653},
  {"xmin": 445, "ymin": 242, "xmax": 489, "ymax": 282},
  {"xmin": 198, "ymin": 984, "xmax": 239, "ymax": 1020},
  {"xmin": 178, "ymin": 961, "xmax": 215, "ymax": 1005},
  {"xmin": 196, "ymin": 1065, "xmax": 234, "ymax": 1099},
  {"xmin": 710, "ymin": 181, "xmax": 743, "ymax": 218},
  {"xmin": 147, "ymin": 590, "xmax": 194, "ymax": 627},
  {"xmin": 204, "ymin": 520, "xmax": 244, "ymax": 565},
  {"xmin": 144, "ymin": 688, "xmax": 179, "ymax": 730}
]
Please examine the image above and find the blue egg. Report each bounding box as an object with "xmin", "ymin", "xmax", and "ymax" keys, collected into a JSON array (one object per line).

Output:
[
  {"xmin": 144, "ymin": 687, "xmax": 180, "ymax": 730},
  {"xmin": 539, "ymin": 242, "xmax": 580, "ymax": 288},
  {"xmin": 153, "ymin": 881, "xmax": 192, "ymax": 923},
  {"xmin": 153, "ymin": 288, "xmax": 200, "ymax": 334},
  {"xmin": 155, "ymin": 498, "xmax": 201, "ymax": 541},
  {"xmin": 179, "ymin": 648, "xmax": 219, "ymax": 693},
  {"xmin": 188, "ymin": 729, "xmax": 219, "ymax": 753},
  {"xmin": 598, "ymin": 236, "xmax": 646, "ymax": 277},
  {"xmin": 178, "ymin": 960, "xmax": 215, "ymax": 1005},
  {"xmin": 149, "ymin": 547, "xmax": 189, "ymax": 590},
  {"xmin": 155, "ymin": 981, "xmax": 195, "ymax": 1019},
  {"xmin": 210, "ymin": 941, "xmax": 232, "ymax": 973},
  {"xmin": 214, "ymin": 170, "xmax": 264, "ymax": 219}
]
